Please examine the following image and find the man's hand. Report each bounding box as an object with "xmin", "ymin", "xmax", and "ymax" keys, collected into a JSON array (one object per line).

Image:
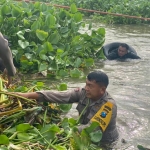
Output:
[
  {"xmin": 12, "ymin": 92, "xmax": 39, "ymax": 100},
  {"xmin": 2, "ymin": 68, "xmax": 12, "ymax": 88}
]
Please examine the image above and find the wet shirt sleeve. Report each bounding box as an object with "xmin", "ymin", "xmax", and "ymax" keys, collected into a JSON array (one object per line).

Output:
[
  {"xmin": 0, "ymin": 32, "xmax": 16, "ymax": 76},
  {"xmin": 36, "ymin": 88, "xmax": 82, "ymax": 103}
]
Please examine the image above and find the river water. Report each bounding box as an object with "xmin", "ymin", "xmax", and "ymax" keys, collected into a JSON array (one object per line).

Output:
[{"xmin": 65, "ymin": 23, "xmax": 150, "ymax": 149}]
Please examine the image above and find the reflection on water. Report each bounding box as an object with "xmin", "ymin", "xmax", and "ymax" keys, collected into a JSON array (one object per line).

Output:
[{"xmin": 66, "ymin": 23, "xmax": 150, "ymax": 149}]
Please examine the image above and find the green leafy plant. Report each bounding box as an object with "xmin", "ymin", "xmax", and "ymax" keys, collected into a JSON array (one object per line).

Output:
[
  {"xmin": 0, "ymin": 0, "xmax": 105, "ymax": 78},
  {"xmin": 0, "ymin": 77, "xmax": 104, "ymax": 149}
]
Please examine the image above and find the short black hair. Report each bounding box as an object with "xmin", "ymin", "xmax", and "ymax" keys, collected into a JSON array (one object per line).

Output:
[
  {"xmin": 87, "ymin": 71, "xmax": 109, "ymax": 87},
  {"xmin": 119, "ymin": 43, "xmax": 129, "ymax": 50}
]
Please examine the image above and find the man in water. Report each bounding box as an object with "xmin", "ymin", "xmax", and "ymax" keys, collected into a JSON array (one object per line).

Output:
[
  {"xmin": 14, "ymin": 71, "xmax": 119, "ymax": 148},
  {"xmin": 107, "ymin": 43, "xmax": 141, "ymax": 60},
  {"xmin": 0, "ymin": 32, "xmax": 16, "ymax": 87}
]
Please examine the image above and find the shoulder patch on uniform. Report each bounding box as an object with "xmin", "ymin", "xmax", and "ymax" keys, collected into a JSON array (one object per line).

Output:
[
  {"xmin": 74, "ymin": 87, "xmax": 80, "ymax": 92},
  {"xmin": 91, "ymin": 101, "xmax": 113, "ymax": 132}
]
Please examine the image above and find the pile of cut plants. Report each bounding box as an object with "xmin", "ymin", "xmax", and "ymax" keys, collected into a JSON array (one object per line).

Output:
[{"xmin": 0, "ymin": 1, "xmax": 105, "ymax": 149}]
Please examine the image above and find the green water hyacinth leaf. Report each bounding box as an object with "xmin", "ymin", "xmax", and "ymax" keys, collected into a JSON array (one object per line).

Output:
[
  {"xmin": 17, "ymin": 133, "xmax": 34, "ymax": 140},
  {"xmin": 1, "ymin": 4, "xmax": 11, "ymax": 16},
  {"xmin": 72, "ymin": 35, "xmax": 80, "ymax": 45},
  {"xmin": 25, "ymin": 53, "xmax": 33, "ymax": 60},
  {"xmin": 17, "ymin": 31, "xmax": 25, "ymax": 40},
  {"xmin": 85, "ymin": 58, "xmax": 94, "ymax": 67},
  {"xmin": 70, "ymin": 69, "xmax": 81, "ymax": 78},
  {"xmin": 16, "ymin": 123, "xmax": 32, "ymax": 132},
  {"xmin": 68, "ymin": 118, "xmax": 77, "ymax": 126},
  {"xmin": 74, "ymin": 12, "xmax": 82, "ymax": 22},
  {"xmin": 45, "ymin": 14, "xmax": 56, "ymax": 27},
  {"xmin": 97, "ymin": 28, "xmax": 105, "ymax": 36},
  {"xmin": 39, "ymin": 62, "xmax": 48, "ymax": 72},
  {"xmin": 59, "ymin": 104, "xmax": 72, "ymax": 112},
  {"xmin": 96, "ymin": 48, "xmax": 106, "ymax": 59},
  {"xmin": 90, "ymin": 130, "xmax": 102, "ymax": 143},
  {"xmin": 48, "ymin": 56, "xmax": 55, "ymax": 60},
  {"xmin": 61, "ymin": 51, "xmax": 68, "ymax": 58},
  {"xmin": 58, "ymin": 69, "xmax": 68, "ymax": 77},
  {"xmin": 18, "ymin": 40, "xmax": 29, "ymax": 49},
  {"xmin": 11, "ymin": 5, "xmax": 22, "ymax": 17},
  {"xmin": 34, "ymin": 1, "xmax": 40, "ymax": 9},
  {"xmin": 40, "ymin": 130, "xmax": 55, "ymax": 141},
  {"xmin": 14, "ymin": 86, "xmax": 28, "ymax": 92},
  {"xmin": 40, "ymin": 124, "xmax": 60, "ymax": 140},
  {"xmin": 23, "ymin": 19, "xmax": 30, "ymax": 27},
  {"xmin": 21, "ymin": 1, "xmax": 29, "ymax": 8},
  {"xmin": 65, "ymin": 43, "xmax": 70, "ymax": 51},
  {"xmin": 48, "ymin": 61, "xmax": 58, "ymax": 71},
  {"xmin": 36, "ymin": 29, "xmax": 48, "ymax": 41},
  {"xmin": 61, "ymin": 118, "xmax": 69, "ymax": 128},
  {"xmin": 0, "ymin": 135, "xmax": 9, "ymax": 145},
  {"xmin": 40, "ymin": 3, "xmax": 48, "ymax": 12},
  {"xmin": 84, "ymin": 122, "xmax": 99, "ymax": 133},
  {"xmin": 81, "ymin": 33, "xmax": 91, "ymax": 41},
  {"xmin": 74, "ymin": 57, "xmax": 82, "ymax": 68},
  {"xmin": 60, "ymin": 27, "xmax": 69, "ymax": 34},
  {"xmin": 39, "ymin": 51, "xmax": 48, "ymax": 60},
  {"xmin": 61, "ymin": 32, "xmax": 69, "ymax": 38},
  {"xmin": 70, "ymin": 4, "xmax": 77, "ymax": 14},
  {"xmin": 58, "ymin": 83, "xmax": 67, "ymax": 91},
  {"xmin": 43, "ymin": 42, "xmax": 53, "ymax": 52},
  {"xmin": 36, "ymin": 81, "xmax": 44, "ymax": 87},
  {"xmin": 59, "ymin": 10, "xmax": 67, "ymax": 20},
  {"xmin": 31, "ymin": 20, "xmax": 41, "ymax": 31},
  {"xmin": 48, "ymin": 32, "xmax": 61, "ymax": 44},
  {"xmin": 57, "ymin": 49, "xmax": 64, "ymax": 55}
]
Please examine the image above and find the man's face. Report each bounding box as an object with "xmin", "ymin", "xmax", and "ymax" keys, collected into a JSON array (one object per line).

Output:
[
  {"xmin": 85, "ymin": 79, "xmax": 105, "ymax": 101},
  {"xmin": 118, "ymin": 46, "xmax": 128, "ymax": 57}
]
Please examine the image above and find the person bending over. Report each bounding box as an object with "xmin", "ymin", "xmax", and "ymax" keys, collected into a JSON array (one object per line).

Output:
[
  {"xmin": 107, "ymin": 43, "xmax": 141, "ymax": 60},
  {"xmin": 14, "ymin": 71, "xmax": 119, "ymax": 148},
  {"xmin": 0, "ymin": 32, "xmax": 16, "ymax": 87}
]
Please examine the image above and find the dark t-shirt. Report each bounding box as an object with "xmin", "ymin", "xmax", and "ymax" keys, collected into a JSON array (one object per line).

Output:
[{"xmin": 107, "ymin": 49, "xmax": 141, "ymax": 60}]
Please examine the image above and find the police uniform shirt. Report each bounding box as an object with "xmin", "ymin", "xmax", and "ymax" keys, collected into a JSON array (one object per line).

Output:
[{"xmin": 36, "ymin": 87, "xmax": 119, "ymax": 143}]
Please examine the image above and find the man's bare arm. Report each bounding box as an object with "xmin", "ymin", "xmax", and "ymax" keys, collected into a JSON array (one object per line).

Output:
[{"xmin": 16, "ymin": 92, "xmax": 39, "ymax": 100}]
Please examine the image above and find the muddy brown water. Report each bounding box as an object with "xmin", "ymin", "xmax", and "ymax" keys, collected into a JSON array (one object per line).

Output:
[{"xmin": 63, "ymin": 23, "xmax": 150, "ymax": 149}]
